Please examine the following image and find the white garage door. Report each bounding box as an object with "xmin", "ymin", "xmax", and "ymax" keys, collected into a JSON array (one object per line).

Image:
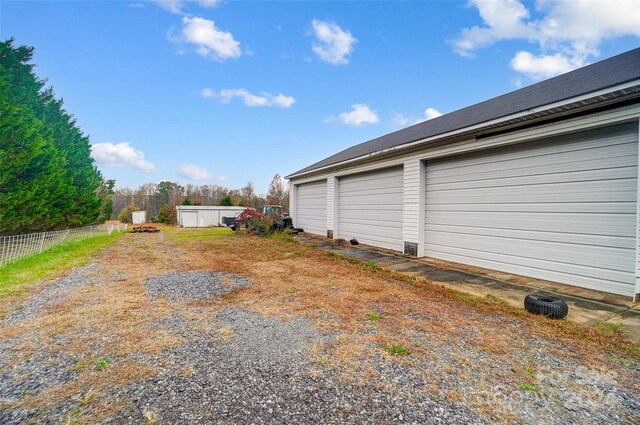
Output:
[
  {"xmin": 181, "ymin": 211, "xmax": 198, "ymax": 228},
  {"xmin": 338, "ymin": 166, "xmax": 404, "ymax": 251},
  {"xmin": 425, "ymin": 123, "xmax": 638, "ymax": 296},
  {"xmin": 296, "ymin": 180, "xmax": 327, "ymax": 236}
]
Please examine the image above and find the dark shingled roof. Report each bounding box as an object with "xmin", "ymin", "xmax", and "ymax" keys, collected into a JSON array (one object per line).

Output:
[{"xmin": 289, "ymin": 47, "xmax": 640, "ymax": 177}]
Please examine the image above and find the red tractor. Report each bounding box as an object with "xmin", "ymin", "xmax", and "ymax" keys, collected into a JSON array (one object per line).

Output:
[{"xmin": 230, "ymin": 205, "xmax": 295, "ymax": 233}]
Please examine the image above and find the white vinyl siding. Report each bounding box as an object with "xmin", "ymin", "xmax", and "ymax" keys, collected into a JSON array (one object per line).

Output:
[
  {"xmin": 296, "ymin": 180, "xmax": 327, "ymax": 236},
  {"xmin": 402, "ymin": 160, "xmax": 422, "ymax": 244},
  {"xmin": 424, "ymin": 123, "xmax": 638, "ymax": 296},
  {"xmin": 338, "ymin": 166, "xmax": 403, "ymax": 251}
]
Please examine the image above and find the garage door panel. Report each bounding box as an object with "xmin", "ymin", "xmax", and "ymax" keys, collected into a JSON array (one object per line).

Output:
[
  {"xmin": 425, "ymin": 224, "xmax": 635, "ymax": 249},
  {"xmin": 427, "ymin": 181, "xmax": 636, "ymax": 204},
  {"xmin": 425, "ymin": 244, "xmax": 635, "ymax": 285},
  {"xmin": 339, "ymin": 181, "xmax": 404, "ymax": 194},
  {"xmin": 430, "ymin": 166, "xmax": 637, "ymax": 191},
  {"xmin": 426, "ymin": 250, "xmax": 634, "ymax": 296},
  {"xmin": 339, "ymin": 209, "xmax": 403, "ymax": 221},
  {"xmin": 425, "ymin": 232, "xmax": 635, "ymax": 272},
  {"xmin": 429, "ymin": 127, "xmax": 634, "ymax": 176},
  {"xmin": 339, "ymin": 222, "xmax": 402, "ymax": 237},
  {"xmin": 426, "ymin": 211, "xmax": 635, "ymax": 236},
  {"xmin": 427, "ymin": 202, "xmax": 636, "ymax": 214},
  {"xmin": 340, "ymin": 195, "xmax": 403, "ymax": 207},
  {"xmin": 338, "ymin": 167, "xmax": 403, "ymax": 251},
  {"xmin": 425, "ymin": 123, "xmax": 638, "ymax": 296},
  {"xmin": 429, "ymin": 140, "xmax": 636, "ymax": 182},
  {"xmin": 296, "ymin": 180, "xmax": 327, "ymax": 236},
  {"xmin": 181, "ymin": 211, "xmax": 198, "ymax": 227}
]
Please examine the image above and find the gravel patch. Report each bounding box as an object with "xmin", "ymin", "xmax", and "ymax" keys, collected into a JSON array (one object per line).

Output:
[
  {"xmin": 105, "ymin": 308, "xmax": 480, "ymax": 425},
  {"xmin": 145, "ymin": 271, "xmax": 252, "ymax": 301},
  {"xmin": 5, "ymin": 263, "xmax": 100, "ymax": 324}
]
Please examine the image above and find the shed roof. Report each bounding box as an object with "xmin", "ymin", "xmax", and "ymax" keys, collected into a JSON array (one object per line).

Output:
[{"xmin": 288, "ymin": 47, "xmax": 640, "ymax": 178}]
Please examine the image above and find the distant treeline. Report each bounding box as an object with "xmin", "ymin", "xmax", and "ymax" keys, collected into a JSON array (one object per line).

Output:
[
  {"xmin": 112, "ymin": 175, "xmax": 289, "ymax": 223},
  {"xmin": 0, "ymin": 39, "xmax": 111, "ymax": 235}
]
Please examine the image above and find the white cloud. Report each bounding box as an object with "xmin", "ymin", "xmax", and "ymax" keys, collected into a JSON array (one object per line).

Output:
[
  {"xmin": 198, "ymin": 0, "xmax": 221, "ymax": 8},
  {"xmin": 423, "ymin": 107, "xmax": 443, "ymax": 120},
  {"xmin": 338, "ymin": 104, "xmax": 379, "ymax": 126},
  {"xmin": 200, "ymin": 88, "xmax": 216, "ymax": 98},
  {"xmin": 204, "ymin": 88, "xmax": 295, "ymax": 108},
  {"xmin": 510, "ymin": 51, "xmax": 578, "ymax": 80},
  {"xmin": 179, "ymin": 16, "xmax": 241, "ymax": 61},
  {"xmin": 151, "ymin": 0, "xmax": 184, "ymax": 14},
  {"xmin": 454, "ymin": 0, "xmax": 640, "ymax": 79},
  {"xmin": 391, "ymin": 107, "xmax": 443, "ymax": 128},
  {"xmin": 390, "ymin": 112, "xmax": 411, "ymax": 128},
  {"xmin": 91, "ymin": 143, "xmax": 157, "ymax": 173},
  {"xmin": 151, "ymin": 0, "xmax": 221, "ymax": 14},
  {"xmin": 178, "ymin": 164, "xmax": 213, "ymax": 180},
  {"xmin": 311, "ymin": 19, "xmax": 357, "ymax": 65}
]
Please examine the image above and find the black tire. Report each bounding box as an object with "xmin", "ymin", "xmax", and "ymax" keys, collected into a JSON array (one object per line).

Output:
[
  {"xmin": 524, "ymin": 294, "xmax": 568, "ymax": 319},
  {"xmin": 270, "ymin": 222, "xmax": 284, "ymax": 232}
]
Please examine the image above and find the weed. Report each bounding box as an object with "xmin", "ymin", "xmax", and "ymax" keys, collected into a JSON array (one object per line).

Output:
[
  {"xmin": 94, "ymin": 357, "xmax": 111, "ymax": 371},
  {"xmin": 144, "ymin": 409, "xmax": 158, "ymax": 425},
  {"xmin": 363, "ymin": 261, "xmax": 380, "ymax": 271},
  {"xmin": 222, "ymin": 293, "xmax": 237, "ymax": 300},
  {"xmin": 449, "ymin": 291, "xmax": 480, "ymax": 303},
  {"xmin": 484, "ymin": 294, "xmax": 509, "ymax": 306},
  {"xmin": 71, "ymin": 358, "xmax": 92, "ymax": 372},
  {"xmin": 524, "ymin": 367, "xmax": 536, "ymax": 376},
  {"xmin": 385, "ymin": 344, "xmax": 408, "ymax": 356},
  {"xmin": 285, "ymin": 289, "xmax": 295, "ymax": 295},
  {"xmin": 519, "ymin": 382, "xmax": 538, "ymax": 392},
  {"xmin": 366, "ymin": 313, "xmax": 382, "ymax": 321},
  {"xmin": 78, "ymin": 389, "xmax": 95, "ymax": 406},
  {"xmin": 595, "ymin": 322, "xmax": 623, "ymax": 334},
  {"xmin": 217, "ymin": 326, "xmax": 235, "ymax": 340},
  {"xmin": 308, "ymin": 243, "xmax": 318, "ymax": 248}
]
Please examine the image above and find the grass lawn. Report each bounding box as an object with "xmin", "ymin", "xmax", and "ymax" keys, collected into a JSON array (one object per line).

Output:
[
  {"xmin": 163, "ymin": 226, "xmax": 234, "ymax": 242},
  {"xmin": 0, "ymin": 233, "xmax": 122, "ymax": 300}
]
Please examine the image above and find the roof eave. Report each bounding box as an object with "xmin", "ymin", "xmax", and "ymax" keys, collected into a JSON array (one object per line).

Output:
[{"xmin": 285, "ymin": 79, "xmax": 640, "ymax": 180}]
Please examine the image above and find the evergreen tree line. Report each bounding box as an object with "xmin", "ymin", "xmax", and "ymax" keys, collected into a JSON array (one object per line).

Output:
[
  {"xmin": 0, "ymin": 39, "xmax": 111, "ymax": 235},
  {"xmin": 112, "ymin": 175, "xmax": 289, "ymax": 224}
]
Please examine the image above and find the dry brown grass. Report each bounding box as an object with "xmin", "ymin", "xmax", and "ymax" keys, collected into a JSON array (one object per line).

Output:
[{"xmin": 2, "ymin": 227, "xmax": 638, "ymax": 422}]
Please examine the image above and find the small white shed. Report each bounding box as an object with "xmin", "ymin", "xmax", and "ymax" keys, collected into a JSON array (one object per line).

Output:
[
  {"xmin": 176, "ymin": 206, "xmax": 246, "ymax": 228},
  {"xmin": 132, "ymin": 211, "xmax": 147, "ymax": 225}
]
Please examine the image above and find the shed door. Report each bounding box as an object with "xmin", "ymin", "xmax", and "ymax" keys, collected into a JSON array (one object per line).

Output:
[
  {"xmin": 338, "ymin": 166, "xmax": 404, "ymax": 251},
  {"xmin": 296, "ymin": 180, "xmax": 327, "ymax": 236},
  {"xmin": 181, "ymin": 211, "xmax": 198, "ymax": 228},
  {"xmin": 424, "ymin": 123, "xmax": 638, "ymax": 297}
]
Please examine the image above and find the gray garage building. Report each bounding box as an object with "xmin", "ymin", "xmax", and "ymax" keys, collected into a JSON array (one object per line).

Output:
[{"xmin": 287, "ymin": 48, "xmax": 640, "ymax": 299}]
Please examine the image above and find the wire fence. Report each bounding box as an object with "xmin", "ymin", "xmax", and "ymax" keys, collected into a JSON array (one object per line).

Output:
[{"xmin": 0, "ymin": 223, "xmax": 128, "ymax": 268}]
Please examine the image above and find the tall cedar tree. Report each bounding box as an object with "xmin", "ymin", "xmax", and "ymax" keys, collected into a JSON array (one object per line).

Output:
[{"xmin": 0, "ymin": 39, "xmax": 106, "ymax": 234}]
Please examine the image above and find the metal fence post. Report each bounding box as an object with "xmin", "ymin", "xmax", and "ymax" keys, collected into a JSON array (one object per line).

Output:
[{"xmin": 39, "ymin": 232, "xmax": 46, "ymax": 253}]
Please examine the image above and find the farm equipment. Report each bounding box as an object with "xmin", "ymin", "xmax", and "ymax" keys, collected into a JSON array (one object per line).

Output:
[
  {"xmin": 131, "ymin": 225, "xmax": 160, "ymax": 233},
  {"xmin": 230, "ymin": 205, "xmax": 300, "ymax": 233}
]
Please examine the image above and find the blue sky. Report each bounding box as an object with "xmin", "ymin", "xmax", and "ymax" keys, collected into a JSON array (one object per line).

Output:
[{"xmin": 2, "ymin": 0, "xmax": 639, "ymax": 193}]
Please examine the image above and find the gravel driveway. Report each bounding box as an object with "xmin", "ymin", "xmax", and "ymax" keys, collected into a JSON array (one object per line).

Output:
[{"xmin": 0, "ymin": 230, "xmax": 638, "ymax": 424}]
